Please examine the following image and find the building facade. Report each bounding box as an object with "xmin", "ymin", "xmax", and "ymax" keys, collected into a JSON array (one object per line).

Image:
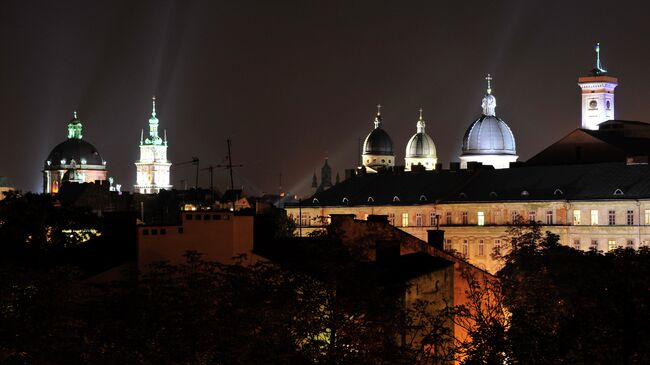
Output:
[{"xmin": 135, "ymin": 97, "xmax": 172, "ymax": 194}]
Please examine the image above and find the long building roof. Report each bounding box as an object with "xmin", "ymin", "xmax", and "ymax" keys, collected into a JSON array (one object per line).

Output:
[{"xmin": 295, "ymin": 162, "xmax": 650, "ymax": 207}]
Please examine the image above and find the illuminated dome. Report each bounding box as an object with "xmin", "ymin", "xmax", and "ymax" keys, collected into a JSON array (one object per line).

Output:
[
  {"xmin": 43, "ymin": 112, "xmax": 108, "ymax": 193},
  {"xmin": 406, "ymin": 111, "xmax": 437, "ymax": 159},
  {"xmin": 361, "ymin": 106, "xmax": 395, "ymax": 172},
  {"xmin": 459, "ymin": 75, "xmax": 517, "ymax": 169}
]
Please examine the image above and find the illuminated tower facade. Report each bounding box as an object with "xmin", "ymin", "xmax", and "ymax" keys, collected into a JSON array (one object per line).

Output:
[
  {"xmin": 578, "ymin": 43, "xmax": 618, "ymax": 130},
  {"xmin": 135, "ymin": 97, "xmax": 172, "ymax": 194}
]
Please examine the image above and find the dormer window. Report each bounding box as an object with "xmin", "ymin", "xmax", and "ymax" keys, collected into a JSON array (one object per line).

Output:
[
  {"xmin": 342, "ymin": 197, "xmax": 349, "ymax": 204},
  {"xmin": 367, "ymin": 197, "xmax": 374, "ymax": 203},
  {"xmin": 554, "ymin": 189, "xmax": 563, "ymax": 196},
  {"xmin": 393, "ymin": 196, "xmax": 400, "ymax": 202},
  {"xmin": 613, "ymin": 188, "xmax": 624, "ymax": 196},
  {"xmin": 312, "ymin": 198, "xmax": 319, "ymax": 204},
  {"xmin": 419, "ymin": 195, "xmax": 427, "ymax": 202}
]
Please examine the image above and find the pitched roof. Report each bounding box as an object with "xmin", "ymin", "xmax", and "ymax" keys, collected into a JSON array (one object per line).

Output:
[{"xmin": 297, "ymin": 163, "xmax": 650, "ymax": 206}]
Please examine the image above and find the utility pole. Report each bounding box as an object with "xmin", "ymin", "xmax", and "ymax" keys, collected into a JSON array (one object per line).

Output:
[{"xmin": 215, "ymin": 139, "xmax": 243, "ymax": 191}]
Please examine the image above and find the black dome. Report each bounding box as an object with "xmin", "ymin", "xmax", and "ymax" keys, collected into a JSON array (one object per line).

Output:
[
  {"xmin": 46, "ymin": 139, "xmax": 104, "ymax": 167},
  {"xmin": 363, "ymin": 128, "xmax": 394, "ymax": 155}
]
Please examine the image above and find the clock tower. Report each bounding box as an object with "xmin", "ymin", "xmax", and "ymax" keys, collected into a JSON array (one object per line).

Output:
[{"xmin": 578, "ymin": 43, "xmax": 618, "ymax": 130}]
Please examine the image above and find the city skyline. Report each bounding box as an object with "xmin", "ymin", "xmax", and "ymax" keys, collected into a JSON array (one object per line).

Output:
[{"xmin": 3, "ymin": 0, "xmax": 650, "ymax": 195}]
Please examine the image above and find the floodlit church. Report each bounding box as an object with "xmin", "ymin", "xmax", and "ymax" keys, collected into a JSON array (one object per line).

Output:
[
  {"xmin": 135, "ymin": 97, "xmax": 172, "ymax": 194},
  {"xmin": 287, "ymin": 44, "xmax": 650, "ymax": 274},
  {"xmin": 43, "ymin": 112, "xmax": 108, "ymax": 194}
]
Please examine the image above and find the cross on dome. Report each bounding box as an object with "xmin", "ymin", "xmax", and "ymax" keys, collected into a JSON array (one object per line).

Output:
[
  {"xmin": 374, "ymin": 104, "xmax": 382, "ymax": 129},
  {"xmin": 417, "ymin": 108, "xmax": 425, "ymax": 133}
]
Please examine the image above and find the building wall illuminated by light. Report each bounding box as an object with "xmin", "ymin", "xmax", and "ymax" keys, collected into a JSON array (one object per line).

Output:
[{"xmin": 135, "ymin": 97, "xmax": 172, "ymax": 194}]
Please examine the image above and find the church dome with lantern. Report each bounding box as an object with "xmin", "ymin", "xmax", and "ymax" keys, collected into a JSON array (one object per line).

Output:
[
  {"xmin": 362, "ymin": 105, "xmax": 395, "ymax": 172},
  {"xmin": 43, "ymin": 112, "xmax": 108, "ymax": 193},
  {"xmin": 460, "ymin": 75, "xmax": 518, "ymax": 169},
  {"xmin": 405, "ymin": 109, "xmax": 437, "ymax": 171}
]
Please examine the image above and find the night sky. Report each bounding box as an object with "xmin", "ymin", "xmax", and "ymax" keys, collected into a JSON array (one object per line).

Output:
[{"xmin": 3, "ymin": 0, "xmax": 650, "ymax": 196}]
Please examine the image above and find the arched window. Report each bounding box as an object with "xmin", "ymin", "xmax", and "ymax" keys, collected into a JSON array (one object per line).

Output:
[
  {"xmin": 393, "ymin": 196, "xmax": 400, "ymax": 202},
  {"xmin": 489, "ymin": 191, "xmax": 498, "ymax": 198},
  {"xmin": 554, "ymin": 189, "xmax": 563, "ymax": 196},
  {"xmin": 613, "ymin": 188, "xmax": 624, "ymax": 196},
  {"xmin": 419, "ymin": 195, "xmax": 427, "ymax": 202},
  {"xmin": 367, "ymin": 197, "xmax": 374, "ymax": 203},
  {"xmin": 312, "ymin": 198, "xmax": 319, "ymax": 204},
  {"xmin": 342, "ymin": 197, "xmax": 349, "ymax": 204},
  {"xmin": 521, "ymin": 190, "xmax": 530, "ymax": 197},
  {"xmin": 459, "ymin": 192, "xmax": 467, "ymax": 199}
]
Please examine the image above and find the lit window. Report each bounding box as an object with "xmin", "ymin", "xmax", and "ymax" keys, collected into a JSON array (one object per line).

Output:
[
  {"xmin": 416, "ymin": 213, "xmax": 423, "ymax": 227},
  {"xmin": 445, "ymin": 212, "xmax": 452, "ymax": 225},
  {"xmin": 444, "ymin": 239, "xmax": 452, "ymax": 251},
  {"xmin": 627, "ymin": 210, "xmax": 634, "ymax": 226},
  {"xmin": 573, "ymin": 210, "xmax": 581, "ymax": 225},
  {"xmin": 590, "ymin": 210, "xmax": 598, "ymax": 225},
  {"xmin": 645, "ymin": 209, "xmax": 650, "ymax": 225},
  {"xmin": 546, "ymin": 210, "xmax": 553, "ymax": 225},
  {"xmin": 573, "ymin": 239, "xmax": 580, "ymax": 250},
  {"xmin": 627, "ymin": 239, "xmax": 634, "ymax": 248},
  {"xmin": 301, "ymin": 214, "xmax": 310, "ymax": 226},
  {"xmin": 608, "ymin": 240, "xmax": 617, "ymax": 251},
  {"xmin": 478, "ymin": 240, "xmax": 485, "ymax": 256},
  {"xmin": 462, "ymin": 239, "xmax": 469, "ymax": 257},
  {"xmin": 590, "ymin": 239, "xmax": 598, "ymax": 251},
  {"xmin": 461, "ymin": 212, "xmax": 469, "ymax": 225},
  {"xmin": 494, "ymin": 239, "xmax": 501, "ymax": 255},
  {"xmin": 477, "ymin": 211, "xmax": 485, "ymax": 226},
  {"xmin": 388, "ymin": 213, "xmax": 395, "ymax": 225},
  {"xmin": 528, "ymin": 211, "xmax": 536, "ymax": 223},
  {"xmin": 608, "ymin": 210, "xmax": 616, "ymax": 225},
  {"xmin": 430, "ymin": 213, "xmax": 437, "ymax": 226},
  {"xmin": 402, "ymin": 213, "xmax": 409, "ymax": 227}
]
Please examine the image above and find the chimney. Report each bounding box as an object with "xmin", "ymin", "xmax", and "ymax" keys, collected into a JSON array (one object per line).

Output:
[
  {"xmin": 330, "ymin": 214, "xmax": 356, "ymax": 225},
  {"xmin": 427, "ymin": 229, "xmax": 445, "ymax": 250},
  {"xmin": 376, "ymin": 240, "xmax": 400, "ymax": 263},
  {"xmin": 367, "ymin": 214, "xmax": 388, "ymax": 223}
]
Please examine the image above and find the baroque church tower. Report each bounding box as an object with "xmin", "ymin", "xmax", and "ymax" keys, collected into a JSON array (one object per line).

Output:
[
  {"xmin": 578, "ymin": 43, "xmax": 617, "ymax": 130},
  {"xmin": 135, "ymin": 97, "xmax": 172, "ymax": 194}
]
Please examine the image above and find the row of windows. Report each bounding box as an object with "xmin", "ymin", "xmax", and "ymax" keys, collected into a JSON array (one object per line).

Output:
[
  {"xmin": 572, "ymin": 239, "xmax": 645, "ymax": 251},
  {"xmin": 443, "ymin": 239, "xmax": 502, "ymax": 258},
  {"xmin": 185, "ymin": 213, "xmax": 230, "ymax": 221},
  {"xmin": 142, "ymin": 227, "xmax": 184, "ymax": 235},
  {"xmin": 573, "ymin": 209, "xmax": 643, "ymax": 226}
]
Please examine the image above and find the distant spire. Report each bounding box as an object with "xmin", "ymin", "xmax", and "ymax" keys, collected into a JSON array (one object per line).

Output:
[
  {"xmin": 73, "ymin": 110, "xmax": 78, "ymax": 119},
  {"xmin": 151, "ymin": 96, "xmax": 157, "ymax": 118},
  {"xmin": 311, "ymin": 172, "xmax": 318, "ymax": 188},
  {"xmin": 140, "ymin": 129, "xmax": 144, "ymax": 144},
  {"xmin": 146, "ymin": 96, "xmax": 161, "ymax": 145},
  {"xmin": 594, "ymin": 42, "xmax": 607, "ymax": 74},
  {"xmin": 416, "ymin": 108, "xmax": 425, "ymax": 133},
  {"xmin": 485, "ymin": 74, "xmax": 492, "ymax": 95},
  {"xmin": 164, "ymin": 129, "xmax": 167, "ymax": 145},
  {"xmin": 374, "ymin": 104, "xmax": 382, "ymax": 129}
]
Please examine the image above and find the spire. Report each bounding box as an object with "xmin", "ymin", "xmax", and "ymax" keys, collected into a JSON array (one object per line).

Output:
[
  {"xmin": 311, "ymin": 172, "xmax": 318, "ymax": 188},
  {"xmin": 164, "ymin": 129, "xmax": 167, "ymax": 145},
  {"xmin": 146, "ymin": 96, "xmax": 162, "ymax": 145},
  {"xmin": 594, "ymin": 42, "xmax": 607, "ymax": 75},
  {"xmin": 416, "ymin": 108, "xmax": 425, "ymax": 133},
  {"xmin": 374, "ymin": 104, "xmax": 382, "ymax": 129},
  {"xmin": 140, "ymin": 129, "xmax": 144, "ymax": 145},
  {"xmin": 485, "ymin": 74, "xmax": 492, "ymax": 95},
  {"xmin": 67, "ymin": 111, "xmax": 83, "ymax": 139},
  {"xmin": 481, "ymin": 74, "xmax": 497, "ymax": 116}
]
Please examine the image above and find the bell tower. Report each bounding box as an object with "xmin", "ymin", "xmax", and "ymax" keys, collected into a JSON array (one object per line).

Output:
[{"xmin": 578, "ymin": 43, "xmax": 618, "ymax": 130}]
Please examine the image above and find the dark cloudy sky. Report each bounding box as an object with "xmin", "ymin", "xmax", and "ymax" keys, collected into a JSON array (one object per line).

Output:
[{"xmin": 2, "ymin": 0, "xmax": 650, "ymax": 196}]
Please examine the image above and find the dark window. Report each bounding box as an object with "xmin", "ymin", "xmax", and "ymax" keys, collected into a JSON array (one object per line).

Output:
[
  {"xmin": 627, "ymin": 210, "xmax": 634, "ymax": 226},
  {"xmin": 186, "ymin": 214, "xmax": 193, "ymax": 220},
  {"xmin": 161, "ymin": 228, "xmax": 167, "ymax": 235},
  {"xmin": 143, "ymin": 229, "xmax": 149, "ymax": 235},
  {"xmin": 178, "ymin": 227, "xmax": 184, "ymax": 234},
  {"xmin": 608, "ymin": 210, "xmax": 616, "ymax": 225},
  {"xmin": 212, "ymin": 214, "xmax": 221, "ymax": 220},
  {"xmin": 151, "ymin": 229, "xmax": 158, "ymax": 235},
  {"xmin": 204, "ymin": 214, "xmax": 210, "ymax": 220}
]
